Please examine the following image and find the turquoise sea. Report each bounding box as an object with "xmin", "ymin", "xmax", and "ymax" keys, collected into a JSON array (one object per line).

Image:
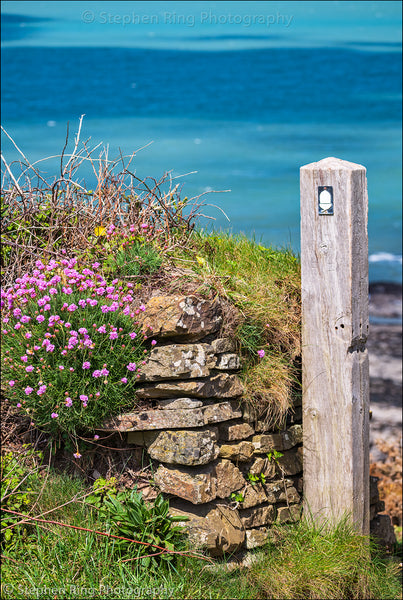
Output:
[{"xmin": 1, "ymin": 1, "xmax": 402, "ymax": 282}]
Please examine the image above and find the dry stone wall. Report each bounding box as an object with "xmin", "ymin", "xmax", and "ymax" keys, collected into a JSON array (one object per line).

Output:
[
  {"xmin": 101, "ymin": 294, "xmax": 392, "ymax": 555},
  {"xmin": 101, "ymin": 294, "xmax": 303, "ymax": 556}
]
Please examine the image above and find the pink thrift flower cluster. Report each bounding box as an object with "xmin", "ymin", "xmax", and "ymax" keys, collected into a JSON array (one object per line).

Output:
[{"xmin": 1, "ymin": 255, "xmax": 151, "ymax": 447}]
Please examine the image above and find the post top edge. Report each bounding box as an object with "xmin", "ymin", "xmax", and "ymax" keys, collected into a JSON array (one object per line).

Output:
[{"xmin": 300, "ymin": 157, "xmax": 366, "ymax": 171}]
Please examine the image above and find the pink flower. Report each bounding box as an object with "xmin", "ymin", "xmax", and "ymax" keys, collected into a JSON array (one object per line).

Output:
[
  {"xmin": 151, "ymin": 339, "xmax": 157, "ymax": 346},
  {"xmin": 59, "ymin": 365, "xmax": 65, "ymax": 370},
  {"xmin": 257, "ymin": 349, "xmax": 265, "ymax": 358},
  {"xmin": 139, "ymin": 304, "xmax": 146, "ymax": 312},
  {"xmin": 126, "ymin": 362, "xmax": 137, "ymax": 371},
  {"xmin": 25, "ymin": 332, "xmax": 32, "ymax": 339},
  {"xmin": 9, "ymin": 380, "xmax": 15, "ymax": 387},
  {"xmin": 109, "ymin": 331, "xmax": 118, "ymax": 340},
  {"xmin": 24, "ymin": 386, "xmax": 33, "ymax": 395},
  {"xmin": 69, "ymin": 367, "xmax": 74, "ymax": 372},
  {"xmin": 121, "ymin": 377, "xmax": 128, "ymax": 384},
  {"xmin": 94, "ymin": 434, "xmax": 99, "ymax": 440},
  {"xmin": 92, "ymin": 370, "xmax": 101, "ymax": 378},
  {"xmin": 36, "ymin": 315, "xmax": 45, "ymax": 323},
  {"xmin": 80, "ymin": 395, "xmax": 88, "ymax": 403},
  {"xmin": 26, "ymin": 365, "xmax": 34, "ymax": 372},
  {"xmin": 129, "ymin": 332, "xmax": 137, "ymax": 339},
  {"xmin": 37, "ymin": 385, "xmax": 47, "ymax": 395},
  {"xmin": 73, "ymin": 452, "xmax": 82, "ymax": 459},
  {"xmin": 65, "ymin": 397, "xmax": 73, "ymax": 407},
  {"xmin": 141, "ymin": 223, "xmax": 148, "ymax": 229},
  {"xmin": 14, "ymin": 323, "xmax": 22, "ymax": 330},
  {"xmin": 82, "ymin": 361, "xmax": 91, "ymax": 369},
  {"xmin": 97, "ymin": 325, "xmax": 106, "ymax": 334},
  {"xmin": 17, "ymin": 403, "xmax": 22, "ymax": 408},
  {"xmin": 51, "ymin": 412, "xmax": 58, "ymax": 419},
  {"xmin": 21, "ymin": 355, "xmax": 28, "ymax": 363}
]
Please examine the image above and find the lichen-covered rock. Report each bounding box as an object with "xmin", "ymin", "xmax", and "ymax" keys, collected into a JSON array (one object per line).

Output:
[
  {"xmin": 215, "ymin": 459, "xmax": 245, "ymax": 498},
  {"xmin": 218, "ymin": 422, "xmax": 255, "ymax": 442},
  {"xmin": 245, "ymin": 527, "xmax": 268, "ymax": 549},
  {"xmin": 170, "ymin": 505, "xmax": 245, "ymax": 556},
  {"xmin": 136, "ymin": 373, "xmax": 244, "ymax": 399},
  {"xmin": 219, "ymin": 441, "xmax": 254, "ymax": 462},
  {"xmin": 158, "ymin": 398, "xmax": 204, "ymax": 410},
  {"xmin": 214, "ymin": 353, "xmax": 241, "ymax": 371},
  {"xmin": 211, "ymin": 338, "xmax": 237, "ymax": 354},
  {"xmin": 147, "ymin": 429, "xmax": 219, "ymax": 466},
  {"xmin": 276, "ymin": 448, "xmax": 303, "ymax": 476},
  {"xmin": 241, "ymin": 480, "xmax": 300, "ymax": 509},
  {"xmin": 252, "ymin": 433, "xmax": 284, "ymax": 453},
  {"xmin": 154, "ymin": 464, "xmax": 217, "ymax": 504},
  {"xmin": 239, "ymin": 504, "xmax": 276, "ymax": 528},
  {"xmin": 276, "ymin": 505, "xmax": 301, "ymax": 523},
  {"xmin": 205, "ymin": 506, "xmax": 245, "ymax": 554},
  {"xmin": 247, "ymin": 457, "xmax": 276, "ymax": 479},
  {"xmin": 138, "ymin": 295, "xmax": 222, "ymax": 341},
  {"xmin": 138, "ymin": 344, "xmax": 216, "ymax": 382},
  {"xmin": 101, "ymin": 401, "xmax": 243, "ymax": 431},
  {"xmin": 282, "ymin": 424, "xmax": 303, "ymax": 450},
  {"xmin": 154, "ymin": 459, "xmax": 244, "ymax": 504}
]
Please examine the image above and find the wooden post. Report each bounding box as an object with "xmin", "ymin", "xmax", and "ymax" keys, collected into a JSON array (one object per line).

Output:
[{"xmin": 300, "ymin": 157, "xmax": 370, "ymax": 534}]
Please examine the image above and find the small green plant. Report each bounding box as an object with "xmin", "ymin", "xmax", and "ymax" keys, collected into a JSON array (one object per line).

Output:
[
  {"xmin": 85, "ymin": 476, "xmax": 127, "ymax": 510},
  {"xmin": 106, "ymin": 239, "xmax": 162, "ymax": 277},
  {"xmin": 1, "ymin": 446, "xmax": 42, "ymax": 547},
  {"xmin": 230, "ymin": 491, "xmax": 245, "ymax": 503},
  {"xmin": 248, "ymin": 472, "xmax": 266, "ymax": 486},
  {"xmin": 267, "ymin": 449, "xmax": 284, "ymax": 462},
  {"xmin": 102, "ymin": 488, "xmax": 187, "ymax": 570}
]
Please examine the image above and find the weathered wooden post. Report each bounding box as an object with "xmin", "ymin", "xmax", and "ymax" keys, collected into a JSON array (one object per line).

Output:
[{"xmin": 300, "ymin": 157, "xmax": 370, "ymax": 534}]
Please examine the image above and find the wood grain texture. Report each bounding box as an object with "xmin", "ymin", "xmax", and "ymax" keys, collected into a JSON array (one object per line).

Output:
[{"xmin": 300, "ymin": 157, "xmax": 369, "ymax": 533}]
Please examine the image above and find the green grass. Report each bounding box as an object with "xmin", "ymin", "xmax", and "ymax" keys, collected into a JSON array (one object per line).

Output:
[
  {"xmin": 1, "ymin": 466, "xmax": 401, "ymax": 600},
  {"xmin": 171, "ymin": 230, "xmax": 301, "ymax": 426}
]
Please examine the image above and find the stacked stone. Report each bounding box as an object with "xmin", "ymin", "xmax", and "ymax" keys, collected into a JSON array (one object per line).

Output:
[{"xmin": 101, "ymin": 295, "xmax": 303, "ymax": 556}]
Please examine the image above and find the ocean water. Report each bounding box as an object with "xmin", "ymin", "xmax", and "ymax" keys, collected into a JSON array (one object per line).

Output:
[{"xmin": 1, "ymin": 1, "xmax": 402, "ymax": 282}]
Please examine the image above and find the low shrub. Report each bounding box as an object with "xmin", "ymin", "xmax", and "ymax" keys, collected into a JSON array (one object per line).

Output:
[{"xmin": 1, "ymin": 256, "xmax": 154, "ymax": 454}]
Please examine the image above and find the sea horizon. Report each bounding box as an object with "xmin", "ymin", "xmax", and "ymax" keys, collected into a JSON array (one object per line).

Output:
[{"xmin": 1, "ymin": 1, "xmax": 402, "ymax": 283}]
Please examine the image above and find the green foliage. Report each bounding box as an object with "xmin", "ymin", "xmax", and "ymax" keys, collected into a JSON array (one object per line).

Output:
[
  {"xmin": 1, "ymin": 446, "xmax": 42, "ymax": 547},
  {"xmin": 230, "ymin": 491, "xmax": 245, "ymax": 503},
  {"xmin": 85, "ymin": 476, "xmax": 127, "ymax": 510},
  {"xmin": 1, "ymin": 258, "xmax": 147, "ymax": 444},
  {"xmin": 248, "ymin": 472, "xmax": 266, "ymax": 486},
  {"xmin": 102, "ymin": 488, "xmax": 187, "ymax": 571},
  {"xmin": 267, "ymin": 449, "xmax": 283, "ymax": 462},
  {"xmin": 105, "ymin": 239, "xmax": 162, "ymax": 277},
  {"xmin": 249, "ymin": 516, "xmax": 403, "ymax": 600}
]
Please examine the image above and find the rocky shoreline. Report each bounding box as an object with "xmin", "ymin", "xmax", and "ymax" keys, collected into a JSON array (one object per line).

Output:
[{"xmin": 368, "ymin": 283, "xmax": 402, "ymax": 462}]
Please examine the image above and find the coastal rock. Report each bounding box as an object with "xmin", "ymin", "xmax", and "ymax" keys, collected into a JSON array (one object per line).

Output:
[
  {"xmin": 147, "ymin": 429, "xmax": 219, "ymax": 466},
  {"xmin": 219, "ymin": 441, "xmax": 254, "ymax": 462},
  {"xmin": 135, "ymin": 373, "xmax": 244, "ymax": 399},
  {"xmin": 218, "ymin": 422, "xmax": 255, "ymax": 442},
  {"xmin": 154, "ymin": 464, "xmax": 217, "ymax": 504},
  {"xmin": 245, "ymin": 527, "xmax": 268, "ymax": 549},
  {"xmin": 276, "ymin": 505, "xmax": 301, "ymax": 523},
  {"xmin": 138, "ymin": 344, "xmax": 216, "ymax": 382},
  {"xmin": 239, "ymin": 504, "xmax": 276, "ymax": 528},
  {"xmin": 215, "ymin": 459, "xmax": 245, "ymax": 498},
  {"xmin": 214, "ymin": 353, "xmax": 241, "ymax": 371},
  {"xmin": 101, "ymin": 401, "xmax": 243, "ymax": 431},
  {"xmin": 138, "ymin": 295, "xmax": 222, "ymax": 341},
  {"xmin": 154, "ymin": 459, "xmax": 245, "ymax": 504}
]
